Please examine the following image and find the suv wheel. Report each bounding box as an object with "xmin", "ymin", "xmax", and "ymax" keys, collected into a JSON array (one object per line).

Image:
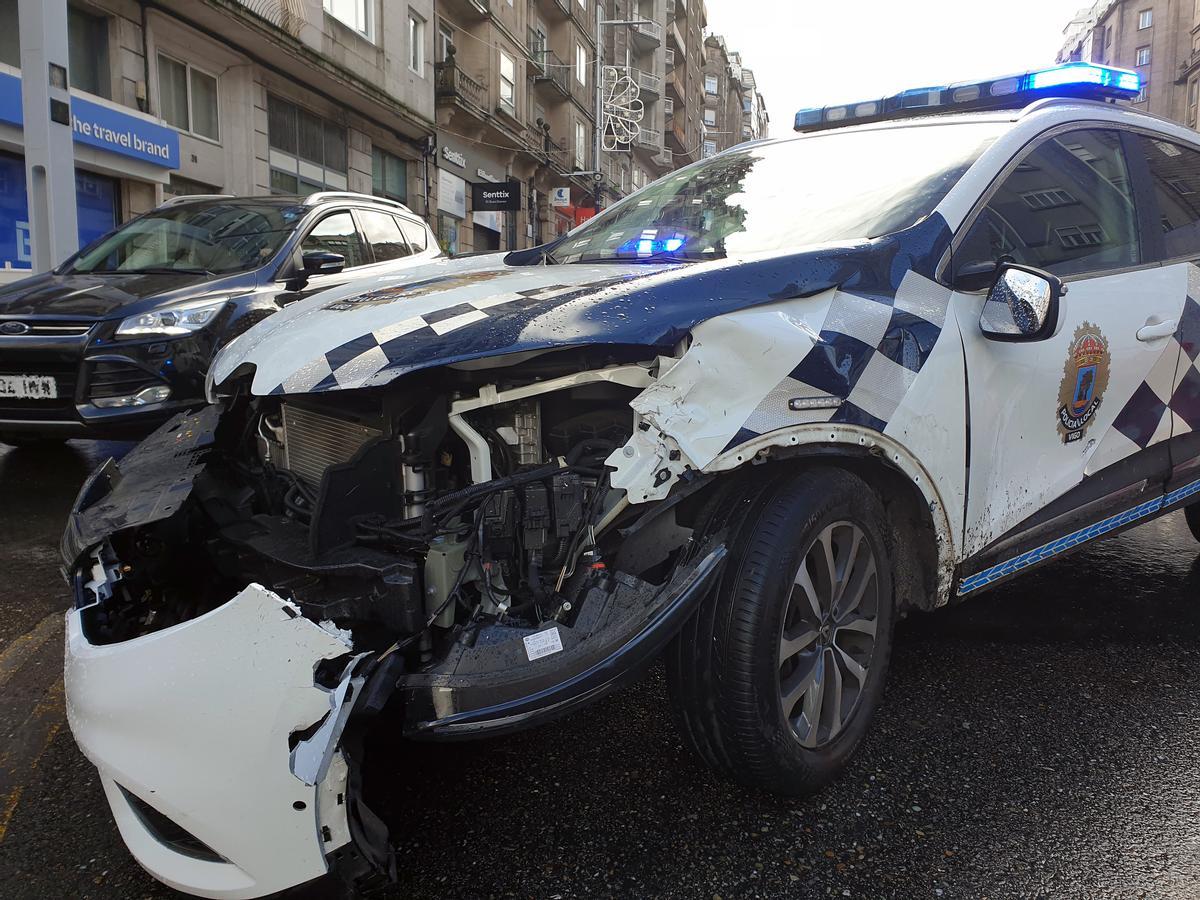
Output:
[
  {"xmin": 1185, "ymin": 503, "xmax": 1200, "ymax": 542},
  {"xmin": 667, "ymin": 467, "xmax": 895, "ymax": 796}
]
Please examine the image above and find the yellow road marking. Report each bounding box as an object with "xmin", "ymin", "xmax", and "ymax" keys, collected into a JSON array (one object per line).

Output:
[
  {"xmin": 0, "ymin": 613, "xmax": 62, "ymax": 690},
  {"xmin": 0, "ymin": 677, "xmax": 65, "ymax": 843}
]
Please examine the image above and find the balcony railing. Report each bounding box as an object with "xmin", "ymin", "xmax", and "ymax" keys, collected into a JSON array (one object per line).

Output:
[
  {"xmin": 528, "ymin": 29, "xmax": 548, "ymax": 75},
  {"xmin": 631, "ymin": 21, "xmax": 663, "ymax": 49},
  {"xmin": 635, "ymin": 68, "xmax": 662, "ymax": 98},
  {"xmin": 664, "ymin": 48, "xmax": 675, "ymax": 70},
  {"xmin": 435, "ymin": 58, "xmax": 488, "ymax": 112},
  {"xmin": 636, "ymin": 128, "xmax": 662, "ymax": 150},
  {"xmin": 231, "ymin": 0, "xmax": 306, "ymax": 36},
  {"xmin": 533, "ymin": 49, "xmax": 571, "ymax": 98}
]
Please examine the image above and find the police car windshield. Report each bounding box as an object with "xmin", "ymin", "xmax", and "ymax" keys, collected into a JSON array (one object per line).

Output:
[
  {"xmin": 65, "ymin": 202, "xmax": 306, "ymax": 275},
  {"xmin": 550, "ymin": 121, "xmax": 1005, "ymax": 264}
]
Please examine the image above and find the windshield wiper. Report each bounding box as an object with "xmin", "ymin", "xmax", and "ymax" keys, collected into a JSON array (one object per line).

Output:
[{"xmin": 82, "ymin": 266, "xmax": 217, "ymax": 276}]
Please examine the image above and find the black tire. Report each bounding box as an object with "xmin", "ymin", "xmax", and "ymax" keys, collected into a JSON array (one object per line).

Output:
[
  {"xmin": 667, "ymin": 466, "xmax": 895, "ymax": 796},
  {"xmin": 1185, "ymin": 503, "xmax": 1200, "ymax": 543}
]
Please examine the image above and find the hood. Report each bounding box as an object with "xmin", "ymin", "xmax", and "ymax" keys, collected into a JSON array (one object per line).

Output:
[
  {"xmin": 212, "ymin": 216, "xmax": 952, "ymax": 397},
  {"xmin": 0, "ymin": 269, "xmax": 251, "ymax": 319}
]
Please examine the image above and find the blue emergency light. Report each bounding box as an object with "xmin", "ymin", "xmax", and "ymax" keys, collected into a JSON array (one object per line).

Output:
[{"xmin": 794, "ymin": 63, "xmax": 1142, "ymax": 133}]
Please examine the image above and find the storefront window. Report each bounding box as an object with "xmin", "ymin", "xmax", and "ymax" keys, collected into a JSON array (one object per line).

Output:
[
  {"xmin": 0, "ymin": 153, "xmax": 116, "ymax": 270},
  {"xmin": 438, "ymin": 214, "xmax": 460, "ymax": 255}
]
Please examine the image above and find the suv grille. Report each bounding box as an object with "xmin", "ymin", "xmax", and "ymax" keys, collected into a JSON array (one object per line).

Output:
[{"xmin": 0, "ymin": 319, "xmax": 93, "ymax": 337}]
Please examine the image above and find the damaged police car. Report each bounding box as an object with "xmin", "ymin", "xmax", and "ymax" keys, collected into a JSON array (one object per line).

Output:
[{"xmin": 61, "ymin": 64, "xmax": 1200, "ymax": 897}]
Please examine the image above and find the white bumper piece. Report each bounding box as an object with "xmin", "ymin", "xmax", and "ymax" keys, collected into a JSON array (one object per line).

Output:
[{"xmin": 65, "ymin": 584, "xmax": 357, "ymax": 899}]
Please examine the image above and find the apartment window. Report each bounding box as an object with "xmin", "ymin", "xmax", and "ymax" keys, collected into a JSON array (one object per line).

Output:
[
  {"xmin": 577, "ymin": 0, "xmax": 586, "ymax": 8},
  {"xmin": 268, "ymin": 94, "xmax": 348, "ymax": 193},
  {"xmin": 372, "ymin": 147, "xmax": 408, "ymax": 202},
  {"xmin": 576, "ymin": 44, "xmax": 587, "ymax": 86},
  {"xmin": 437, "ymin": 23, "xmax": 454, "ymax": 62},
  {"xmin": 705, "ymin": 74, "xmax": 718, "ymax": 95},
  {"xmin": 409, "ymin": 13, "xmax": 425, "ymax": 74},
  {"xmin": 703, "ymin": 108, "xmax": 716, "ymax": 126},
  {"xmin": 1135, "ymin": 78, "xmax": 1149, "ymax": 104},
  {"xmin": 575, "ymin": 120, "xmax": 587, "ymax": 170},
  {"xmin": 499, "ymin": 51, "xmax": 516, "ymax": 113},
  {"xmin": 158, "ymin": 54, "xmax": 219, "ymax": 141},
  {"xmin": 68, "ymin": 5, "xmax": 110, "ymax": 98},
  {"xmin": 1138, "ymin": 8, "xmax": 1152, "ymax": 29},
  {"xmin": 1136, "ymin": 46, "xmax": 1151, "ymax": 66},
  {"xmin": 1022, "ymin": 188, "xmax": 1077, "ymax": 210},
  {"xmin": 324, "ymin": 0, "xmax": 372, "ymax": 40}
]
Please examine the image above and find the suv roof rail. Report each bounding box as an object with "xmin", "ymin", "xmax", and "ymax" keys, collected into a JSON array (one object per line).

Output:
[
  {"xmin": 157, "ymin": 194, "xmax": 236, "ymax": 208},
  {"xmin": 302, "ymin": 191, "xmax": 409, "ymax": 210}
]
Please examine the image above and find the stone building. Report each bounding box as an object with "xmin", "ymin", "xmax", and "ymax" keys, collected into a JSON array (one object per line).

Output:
[{"xmin": 1058, "ymin": 0, "xmax": 1199, "ymax": 128}]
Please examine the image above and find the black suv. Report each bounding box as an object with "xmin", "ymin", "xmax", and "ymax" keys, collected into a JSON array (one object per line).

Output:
[{"xmin": 0, "ymin": 192, "xmax": 440, "ymax": 445}]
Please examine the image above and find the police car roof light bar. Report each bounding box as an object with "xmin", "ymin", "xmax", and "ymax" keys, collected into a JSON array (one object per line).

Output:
[{"xmin": 793, "ymin": 63, "xmax": 1142, "ymax": 133}]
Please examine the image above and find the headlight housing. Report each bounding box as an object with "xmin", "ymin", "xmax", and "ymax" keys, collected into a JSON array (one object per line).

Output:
[{"xmin": 116, "ymin": 298, "xmax": 227, "ymax": 338}]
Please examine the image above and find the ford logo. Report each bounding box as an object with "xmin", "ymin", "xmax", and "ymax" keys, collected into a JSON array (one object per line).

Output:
[{"xmin": 0, "ymin": 321, "xmax": 29, "ymax": 336}]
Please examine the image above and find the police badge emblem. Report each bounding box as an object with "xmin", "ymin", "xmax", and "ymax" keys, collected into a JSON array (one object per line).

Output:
[{"xmin": 1057, "ymin": 322, "xmax": 1110, "ymax": 444}]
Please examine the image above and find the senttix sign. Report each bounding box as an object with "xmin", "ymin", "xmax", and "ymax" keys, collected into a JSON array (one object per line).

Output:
[
  {"xmin": 0, "ymin": 69, "xmax": 180, "ymax": 169},
  {"xmin": 471, "ymin": 180, "xmax": 522, "ymax": 211}
]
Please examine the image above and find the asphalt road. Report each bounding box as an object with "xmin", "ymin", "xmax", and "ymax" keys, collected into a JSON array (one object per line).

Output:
[{"xmin": 2, "ymin": 439, "xmax": 1199, "ymax": 898}]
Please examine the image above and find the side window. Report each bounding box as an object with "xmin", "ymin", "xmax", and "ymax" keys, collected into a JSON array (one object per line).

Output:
[
  {"xmin": 1134, "ymin": 134, "xmax": 1200, "ymax": 261},
  {"xmin": 301, "ymin": 212, "xmax": 368, "ymax": 268},
  {"xmin": 956, "ymin": 129, "xmax": 1139, "ymax": 279},
  {"xmin": 397, "ymin": 216, "xmax": 428, "ymax": 252},
  {"xmin": 358, "ymin": 209, "xmax": 412, "ymax": 262}
]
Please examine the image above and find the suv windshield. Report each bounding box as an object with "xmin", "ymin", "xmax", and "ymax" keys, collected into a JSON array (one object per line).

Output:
[
  {"xmin": 550, "ymin": 121, "xmax": 1005, "ymax": 264},
  {"xmin": 64, "ymin": 202, "xmax": 306, "ymax": 275}
]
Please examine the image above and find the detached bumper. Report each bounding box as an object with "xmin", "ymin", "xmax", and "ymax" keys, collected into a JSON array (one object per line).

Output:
[{"xmin": 64, "ymin": 584, "xmax": 357, "ymax": 900}]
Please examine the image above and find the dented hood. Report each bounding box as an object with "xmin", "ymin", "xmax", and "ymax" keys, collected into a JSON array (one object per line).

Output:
[{"xmin": 211, "ymin": 217, "xmax": 951, "ymax": 397}]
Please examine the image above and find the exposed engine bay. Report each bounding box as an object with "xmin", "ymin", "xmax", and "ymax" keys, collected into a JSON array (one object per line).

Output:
[{"xmin": 66, "ymin": 347, "xmax": 727, "ymax": 744}]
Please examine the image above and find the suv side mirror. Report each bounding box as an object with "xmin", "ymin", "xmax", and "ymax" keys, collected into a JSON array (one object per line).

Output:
[
  {"xmin": 302, "ymin": 250, "xmax": 345, "ymax": 276},
  {"xmin": 980, "ymin": 262, "xmax": 1063, "ymax": 342}
]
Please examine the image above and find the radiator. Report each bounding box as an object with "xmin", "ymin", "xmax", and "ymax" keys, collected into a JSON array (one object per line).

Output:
[{"xmin": 280, "ymin": 403, "xmax": 381, "ymax": 489}]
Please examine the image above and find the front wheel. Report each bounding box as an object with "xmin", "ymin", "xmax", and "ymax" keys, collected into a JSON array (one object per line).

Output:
[
  {"xmin": 667, "ymin": 467, "xmax": 895, "ymax": 796},
  {"xmin": 1185, "ymin": 503, "xmax": 1200, "ymax": 542}
]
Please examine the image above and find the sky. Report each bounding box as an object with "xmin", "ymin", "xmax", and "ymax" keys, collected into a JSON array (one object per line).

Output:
[{"xmin": 702, "ymin": 0, "xmax": 1092, "ymax": 137}]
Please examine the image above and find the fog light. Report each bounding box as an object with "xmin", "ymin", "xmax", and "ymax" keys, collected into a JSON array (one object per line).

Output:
[{"xmin": 93, "ymin": 385, "xmax": 172, "ymax": 409}]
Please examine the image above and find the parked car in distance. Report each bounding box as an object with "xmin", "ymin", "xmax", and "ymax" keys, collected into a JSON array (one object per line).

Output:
[{"xmin": 0, "ymin": 192, "xmax": 440, "ymax": 446}]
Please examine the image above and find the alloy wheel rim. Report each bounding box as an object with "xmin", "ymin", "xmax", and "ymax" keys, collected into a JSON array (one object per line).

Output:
[{"xmin": 777, "ymin": 520, "xmax": 880, "ymax": 749}]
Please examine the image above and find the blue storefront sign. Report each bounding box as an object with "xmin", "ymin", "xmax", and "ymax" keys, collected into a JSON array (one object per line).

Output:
[
  {"xmin": 0, "ymin": 70, "xmax": 180, "ymax": 168},
  {"xmin": 0, "ymin": 69, "xmax": 178, "ymax": 270}
]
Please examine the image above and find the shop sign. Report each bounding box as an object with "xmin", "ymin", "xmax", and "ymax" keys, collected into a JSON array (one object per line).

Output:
[
  {"xmin": 0, "ymin": 70, "xmax": 179, "ymax": 169},
  {"xmin": 551, "ymin": 187, "xmax": 571, "ymax": 208},
  {"xmin": 441, "ymin": 145, "xmax": 466, "ymax": 168},
  {"xmin": 472, "ymin": 180, "xmax": 521, "ymax": 212},
  {"xmin": 438, "ymin": 168, "xmax": 467, "ymax": 219}
]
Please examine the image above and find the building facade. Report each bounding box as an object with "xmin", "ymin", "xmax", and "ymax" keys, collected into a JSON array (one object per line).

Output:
[
  {"xmin": 1058, "ymin": 0, "xmax": 1199, "ymax": 128},
  {"xmin": 0, "ymin": 0, "xmax": 768, "ymax": 278}
]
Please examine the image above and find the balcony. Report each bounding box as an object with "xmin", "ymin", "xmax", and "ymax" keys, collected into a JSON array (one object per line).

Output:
[
  {"xmin": 636, "ymin": 128, "xmax": 662, "ymax": 151},
  {"xmin": 533, "ymin": 49, "xmax": 571, "ymax": 99},
  {"xmin": 528, "ymin": 29, "xmax": 548, "ymax": 75},
  {"xmin": 630, "ymin": 20, "xmax": 662, "ymax": 51},
  {"xmin": 552, "ymin": 0, "xmax": 572, "ymax": 17},
  {"xmin": 664, "ymin": 97, "xmax": 674, "ymax": 120},
  {"xmin": 435, "ymin": 58, "xmax": 488, "ymax": 114},
  {"xmin": 664, "ymin": 48, "xmax": 675, "ymax": 70},
  {"xmin": 667, "ymin": 64, "xmax": 685, "ymax": 100},
  {"xmin": 634, "ymin": 68, "xmax": 661, "ymax": 99},
  {"xmin": 668, "ymin": 16, "xmax": 686, "ymax": 52},
  {"xmin": 232, "ymin": 0, "xmax": 305, "ymax": 37},
  {"xmin": 440, "ymin": 0, "xmax": 491, "ymax": 18}
]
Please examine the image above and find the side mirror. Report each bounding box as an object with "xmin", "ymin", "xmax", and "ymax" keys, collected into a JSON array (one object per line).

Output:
[
  {"xmin": 302, "ymin": 250, "xmax": 345, "ymax": 276},
  {"xmin": 979, "ymin": 262, "xmax": 1063, "ymax": 342}
]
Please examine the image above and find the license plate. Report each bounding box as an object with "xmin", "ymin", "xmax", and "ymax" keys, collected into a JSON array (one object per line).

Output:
[{"xmin": 0, "ymin": 374, "xmax": 58, "ymax": 400}]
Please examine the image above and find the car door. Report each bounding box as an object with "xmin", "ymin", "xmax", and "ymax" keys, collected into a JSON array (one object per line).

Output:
[
  {"xmin": 356, "ymin": 208, "xmax": 417, "ymax": 272},
  {"xmin": 286, "ymin": 209, "xmax": 373, "ymax": 301},
  {"xmin": 953, "ymin": 126, "xmax": 1184, "ymax": 580},
  {"xmin": 1127, "ymin": 132, "xmax": 1200, "ymax": 504}
]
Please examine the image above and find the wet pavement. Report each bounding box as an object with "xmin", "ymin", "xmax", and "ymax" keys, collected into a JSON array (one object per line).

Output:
[{"xmin": 1, "ymin": 438, "xmax": 1199, "ymax": 898}]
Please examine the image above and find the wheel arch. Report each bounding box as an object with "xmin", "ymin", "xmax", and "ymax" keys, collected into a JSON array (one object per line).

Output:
[{"xmin": 702, "ymin": 425, "xmax": 956, "ymax": 610}]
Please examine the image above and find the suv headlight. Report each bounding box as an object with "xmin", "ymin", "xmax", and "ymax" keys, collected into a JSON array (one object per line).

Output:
[{"xmin": 116, "ymin": 298, "xmax": 228, "ymax": 338}]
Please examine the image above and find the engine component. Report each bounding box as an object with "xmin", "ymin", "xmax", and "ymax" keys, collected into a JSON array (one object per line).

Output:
[{"xmin": 281, "ymin": 403, "xmax": 382, "ymax": 489}]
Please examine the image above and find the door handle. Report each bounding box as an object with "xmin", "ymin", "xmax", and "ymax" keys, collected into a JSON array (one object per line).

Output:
[{"xmin": 1137, "ymin": 319, "xmax": 1178, "ymax": 342}]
